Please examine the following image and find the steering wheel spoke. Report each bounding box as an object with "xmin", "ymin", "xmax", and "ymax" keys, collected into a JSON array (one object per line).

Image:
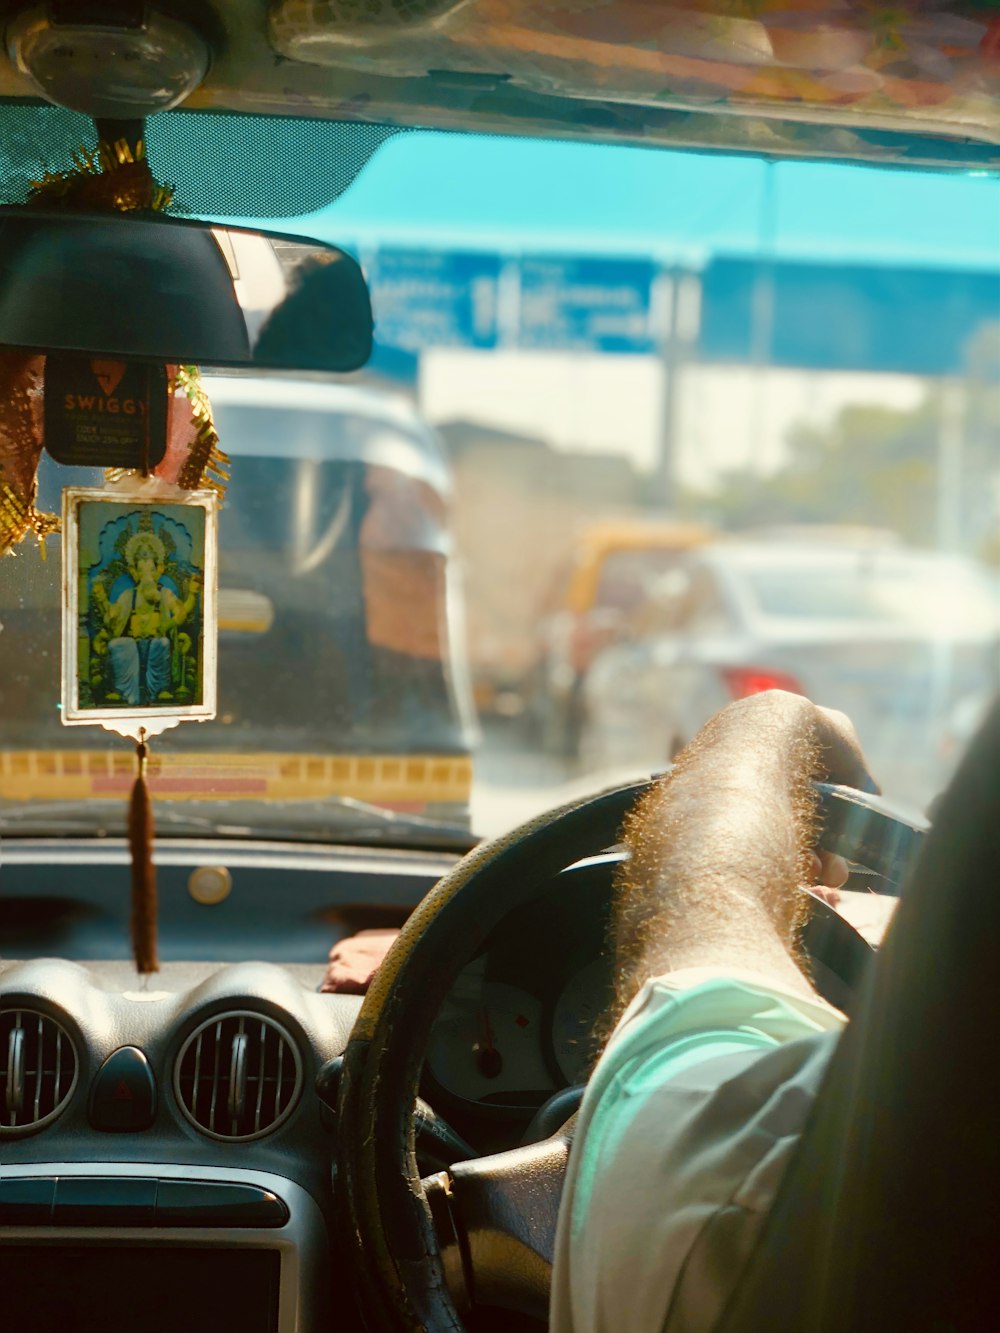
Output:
[{"xmin": 424, "ymin": 1125, "xmax": 574, "ymax": 1323}]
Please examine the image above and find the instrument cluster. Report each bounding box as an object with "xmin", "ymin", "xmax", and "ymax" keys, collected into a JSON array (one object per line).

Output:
[{"xmin": 423, "ymin": 857, "xmax": 617, "ymax": 1114}]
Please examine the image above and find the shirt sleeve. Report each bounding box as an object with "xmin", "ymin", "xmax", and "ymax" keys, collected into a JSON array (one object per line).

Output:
[{"xmin": 549, "ymin": 970, "xmax": 845, "ymax": 1333}]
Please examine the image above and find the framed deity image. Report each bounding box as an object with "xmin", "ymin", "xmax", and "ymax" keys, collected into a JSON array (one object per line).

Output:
[{"xmin": 61, "ymin": 488, "xmax": 217, "ymax": 733}]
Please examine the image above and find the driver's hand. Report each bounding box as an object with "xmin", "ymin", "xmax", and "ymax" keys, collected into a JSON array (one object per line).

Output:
[
  {"xmin": 729, "ymin": 693, "xmax": 875, "ymax": 908},
  {"xmin": 806, "ymin": 850, "xmax": 850, "ymax": 907},
  {"xmin": 808, "ymin": 701, "xmax": 877, "ymax": 908},
  {"xmin": 321, "ymin": 927, "xmax": 400, "ymax": 994},
  {"xmin": 812, "ymin": 702, "xmax": 879, "ymax": 795}
]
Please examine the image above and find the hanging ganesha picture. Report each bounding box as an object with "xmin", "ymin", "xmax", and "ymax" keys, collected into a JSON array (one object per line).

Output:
[{"xmin": 62, "ymin": 489, "xmax": 217, "ymax": 727}]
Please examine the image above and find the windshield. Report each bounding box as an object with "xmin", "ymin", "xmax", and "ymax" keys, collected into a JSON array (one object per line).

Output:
[{"xmin": 1, "ymin": 129, "xmax": 998, "ymax": 839}]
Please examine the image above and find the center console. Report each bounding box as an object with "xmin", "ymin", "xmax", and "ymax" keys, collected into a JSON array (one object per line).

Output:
[{"xmin": 0, "ymin": 1162, "xmax": 329, "ymax": 1333}]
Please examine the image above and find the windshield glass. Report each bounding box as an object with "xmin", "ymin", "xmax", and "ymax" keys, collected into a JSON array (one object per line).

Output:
[{"xmin": 1, "ymin": 129, "xmax": 998, "ymax": 839}]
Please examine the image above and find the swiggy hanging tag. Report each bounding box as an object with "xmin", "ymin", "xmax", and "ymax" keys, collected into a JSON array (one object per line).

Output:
[{"xmin": 44, "ymin": 356, "xmax": 167, "ymax": 470}]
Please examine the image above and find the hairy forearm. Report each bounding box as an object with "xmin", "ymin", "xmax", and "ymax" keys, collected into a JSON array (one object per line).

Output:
[{"xmin": 611, "ymin": 693, "xmax": 825, "ymax": 1014}]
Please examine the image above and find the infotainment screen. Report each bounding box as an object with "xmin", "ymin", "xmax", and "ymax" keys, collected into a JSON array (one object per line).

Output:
[{"xmin": 0, "ymin": 1246, "xmax": 281, "ymax": 1333}]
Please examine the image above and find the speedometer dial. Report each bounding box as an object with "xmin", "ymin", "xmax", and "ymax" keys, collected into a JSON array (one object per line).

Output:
[
  {"xmin": 550, "ymin": 958, "xmax": 612, "ymax": 1085},
  {"xmin": 427, "ymin": 965, "xmax": 555, "ymax": 1104}
]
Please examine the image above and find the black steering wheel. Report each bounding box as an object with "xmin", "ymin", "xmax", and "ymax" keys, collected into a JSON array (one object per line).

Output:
[{"xmin": 335, "ymin": 779, "xmax": 926, "ymax": 1332}]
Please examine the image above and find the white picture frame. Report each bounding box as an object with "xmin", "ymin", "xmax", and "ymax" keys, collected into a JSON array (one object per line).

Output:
[{"xmin": 61, "ymin": 486, "xmax": 217, "ymax": 739}]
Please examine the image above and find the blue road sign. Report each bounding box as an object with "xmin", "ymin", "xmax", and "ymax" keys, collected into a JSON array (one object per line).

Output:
[
  {"xmin": 700, "ymin": 258, "xmax": 1000, "ymax": 375},
  {"xmin": 368, "ymin": 250, "xmax": 501, "ymax": 352},
  {"xmin": 365, "ymin": 247, "xmax": 996, "ymax": 375},
  {"xmin": 517, "ymin": 256, "xmax": 657, "ymax": 353}
]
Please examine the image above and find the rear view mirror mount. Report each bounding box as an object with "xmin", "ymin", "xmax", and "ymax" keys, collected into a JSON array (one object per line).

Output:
[{"xmin": 0, "ymin": 207, "xmax": 373, "ymax": 374}]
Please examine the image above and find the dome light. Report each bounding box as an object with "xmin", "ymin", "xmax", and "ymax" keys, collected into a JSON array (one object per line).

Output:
[{"xmin": 6, "ymin": 3, "xmax": 210, "ymax": 118}]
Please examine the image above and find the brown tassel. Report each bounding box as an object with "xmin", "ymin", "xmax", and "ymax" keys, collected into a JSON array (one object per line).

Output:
[{"xmin": 128, "ymin": 733, "xmax": 159, "ymax": 974}]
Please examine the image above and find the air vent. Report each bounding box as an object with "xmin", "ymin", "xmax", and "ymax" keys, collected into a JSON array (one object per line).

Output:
[
  {"xmin": 174, "ymin": 1012, "xmax": 303, "ymax": 1141},
  {"xmin": 1, "ymin": 1007, "xmax": 78, "ymax": 1135}
]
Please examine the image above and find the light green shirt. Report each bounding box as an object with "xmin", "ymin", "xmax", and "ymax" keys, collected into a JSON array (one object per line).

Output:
[{"xmin": 550, "ymin": 969, "xmax": 845, "ymax": 1333}]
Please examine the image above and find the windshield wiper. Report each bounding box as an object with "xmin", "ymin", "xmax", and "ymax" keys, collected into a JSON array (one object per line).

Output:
[{"xmin": 0, "ymin": 796, "xmax": 477, "ymax": 852}]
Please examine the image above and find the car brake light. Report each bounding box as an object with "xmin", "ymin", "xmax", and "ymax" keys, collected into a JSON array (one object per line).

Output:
[{"xmin": 721, "ymin": 667, "xmax": 805, "ymax": 699}]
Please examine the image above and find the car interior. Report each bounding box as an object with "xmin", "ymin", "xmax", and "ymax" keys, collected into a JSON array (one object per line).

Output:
[{"xmin": 0, "ymin": 3, "xmax": 996, "ymax": 1332}]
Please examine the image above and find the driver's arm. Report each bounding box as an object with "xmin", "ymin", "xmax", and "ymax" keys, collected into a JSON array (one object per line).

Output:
[
  {"xmin": 551, "ymin": 691, "xmax": 875, "ymax": 1333},
  {"xmin": 610, "ymin": 690, "xmax": 870, "ymax": 1016}
]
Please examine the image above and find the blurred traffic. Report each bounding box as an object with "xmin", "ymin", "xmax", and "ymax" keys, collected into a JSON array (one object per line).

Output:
[
  {"xmin": 578, "ymin": 532, "xmax": 1000, "ymax": 816},
  {"xmin": 467, "ymin": 524, "xmax": 1000, "ymax": 832}
]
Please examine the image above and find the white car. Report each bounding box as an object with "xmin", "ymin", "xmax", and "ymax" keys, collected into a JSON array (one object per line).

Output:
[{"xmin": 581, "ymin": 539, "xmax": 1000, "ymax": 816}]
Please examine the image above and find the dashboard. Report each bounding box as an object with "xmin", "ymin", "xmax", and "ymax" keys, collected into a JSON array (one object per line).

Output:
[
  {"xmin": 1, "ymin": 844, "xmax": 621, "ymax": 1158},
  {"xmin": 0, "ymin": 838, "xmax": 622, "ymax": 1329},
  {"xmin": 1, "ymin": 838, "xmax": 866, "ymax": 1155}
]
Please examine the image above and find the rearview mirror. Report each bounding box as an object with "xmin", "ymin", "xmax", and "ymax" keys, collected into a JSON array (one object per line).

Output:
[{"xmin": 0, "ymin": 208, "xmax": 373, "ymax": 373}]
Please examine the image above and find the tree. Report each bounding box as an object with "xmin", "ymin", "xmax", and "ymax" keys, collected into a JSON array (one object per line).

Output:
[{"xmin": 680, "ymin": 324, "xmax": 1000, "ymax": 553}]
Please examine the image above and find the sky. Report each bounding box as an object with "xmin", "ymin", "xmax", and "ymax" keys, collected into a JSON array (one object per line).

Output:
[
  {"xmin": 310, "ymin": 130, "xmax": 1000, "ymax": 271},
  {"xmin": 264, "ymin": 132, "xmax": 998, "ymax": 489}
]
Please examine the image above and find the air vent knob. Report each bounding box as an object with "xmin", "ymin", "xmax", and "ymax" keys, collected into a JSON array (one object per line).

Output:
[
  {"xmin": 175, "ymin": 1012, "xmax": 302, "ymax": 1140},
  {"xmin": 1, "ymin": 1008, "xmax": 78, "ymax": 1135}
]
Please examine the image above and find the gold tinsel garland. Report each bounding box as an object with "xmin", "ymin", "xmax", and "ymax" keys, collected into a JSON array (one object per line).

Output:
[
  {"xmin": 173, "ymin": 365, "xmax": 230, "ymax": 497},
  {"xmin": 0, "ymin": 351, "xmax": 48, "ymax": 556},
  {"xmin": 0, "ymin": 480, "xmax": 60, "ymax": 553},
  {"xmin": 27, "ymin": 137, "xmax": 174, "ymax": 214}
]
